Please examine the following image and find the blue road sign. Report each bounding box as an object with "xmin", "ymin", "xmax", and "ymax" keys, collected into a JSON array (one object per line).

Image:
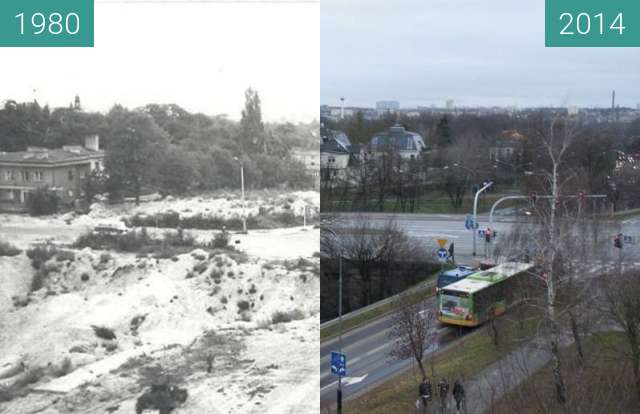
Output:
[
  {"xmin": 437, "ymin": 248, "xmax": 449, "ymax": 262},
  {"xmin": 331, "ymin": 351, "xmax": 346, "ymax": 377},
  {"xmin": 624, "ymin": 235, "xmax": 634, "ymax": 245},
  {"xmin": 464, "ymin": 215, "xmax": 473, "ymax": 230}
]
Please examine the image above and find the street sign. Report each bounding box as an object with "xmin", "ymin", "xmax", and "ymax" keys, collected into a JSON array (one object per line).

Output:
[
  {"xmin": 464, "ymin": 215, "xmax": 473, "ymax": 230},
  {"xmin": 437, "ymin": 248, "xmax": 449, "ymax": 262},
  {"xmin": 437, "ymin": 238, "xmax": 448, "ymax": 248},
  {"xmin": 624, "ymin": 235, "xmax": 634, "ymax": 245},
  {"xmin": 331, "ymin": 351, "xmax": 346, "ymax": 377}
]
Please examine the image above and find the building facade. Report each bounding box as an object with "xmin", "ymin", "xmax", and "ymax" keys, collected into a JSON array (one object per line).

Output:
[
  {"xmin": 368, "ymin": 125, "xmax": 426, "ymax": 159},
  {"xmin": 0, "ymin": 135, "xmax": 104, "ymax": 206}
]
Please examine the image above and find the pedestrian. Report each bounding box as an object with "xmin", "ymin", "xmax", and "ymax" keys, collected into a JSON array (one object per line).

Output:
[
  {"xmin": 418, "ymin": 378, "xmax": 428, "ymax": 414},
  {"xmin": 438, "ymin": 377, "xmax": 449, "ymax": 411},
  {"xmin": 453, "ymin": 379, "xmax": 465, "ymax": 413}
]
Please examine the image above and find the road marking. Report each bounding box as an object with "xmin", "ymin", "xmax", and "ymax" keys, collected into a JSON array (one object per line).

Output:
[{"xmin": 343, "ymin": 374, "xmax": 368, "ymax": 386}]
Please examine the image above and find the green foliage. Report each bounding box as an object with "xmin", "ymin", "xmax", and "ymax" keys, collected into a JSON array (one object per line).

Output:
[
  {"xmin": 26, "ymin": 244, "xmax": 61, "ymax": 269},
  {"xmin": 26, "ymin": 186, "xmax": 60, "ymax": 216},
  {"xmin": 211, "ymin": 231, "xmax": 231, "ymax": 249},
  {"xmin": 81, "ymin": 170, "xmax": 106, "ymax": 203},
  {"xmin": 240, "ymin": 88, "xmax": 266, "ymax": 154}
]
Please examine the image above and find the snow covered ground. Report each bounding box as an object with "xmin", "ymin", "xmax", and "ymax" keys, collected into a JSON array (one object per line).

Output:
[{"xmin": 0, "ymin": 191, "xmax": 319, "ymax": 414}]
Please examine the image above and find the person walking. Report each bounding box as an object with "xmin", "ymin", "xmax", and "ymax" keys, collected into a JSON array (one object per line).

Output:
[
  {"xmin": 418, "ymin": 377, "xmax": 432, "ymax": 414},
  {"xmin": 438, "ymin": 377, "xmax": 449, "ymax": 412},
  {"xmin": 453, "ymin": 379, "xmax": 465, "ymax": 413}
]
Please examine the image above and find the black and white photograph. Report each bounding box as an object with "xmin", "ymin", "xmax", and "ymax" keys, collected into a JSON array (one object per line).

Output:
[{"xmin": 0, "ymin": 1, "xmax": 319, "ymax": 413}]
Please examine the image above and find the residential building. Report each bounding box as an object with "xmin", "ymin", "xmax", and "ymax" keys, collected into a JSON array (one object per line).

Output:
[
  {"xmin": 292, "ymin": 148, "xmax": 320, "ymax": 187},
  {"xmin": 489, "ymin": 129, "xmax": 525, "ymax": 163},
  {"xmin": 0, "ymin": 135, "xmax": 104, "ymax": 206},
  {"xmin": 368, "ymin": 124, "xmax": 426, "ymax": 159}
]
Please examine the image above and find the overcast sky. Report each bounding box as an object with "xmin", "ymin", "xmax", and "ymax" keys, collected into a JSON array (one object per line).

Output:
[
  {"xmin": 1, "ymin": 0, "xmax": 319, "ymax": 122},
  {"xmin": 322, "ymin": 0, "xmax": 640, "ymax": 109}
]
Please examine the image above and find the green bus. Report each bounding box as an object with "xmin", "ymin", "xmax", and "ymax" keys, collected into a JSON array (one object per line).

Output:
[{"xmin": 437, "ymin": 262, "xmax": 535, "ymax": 327}]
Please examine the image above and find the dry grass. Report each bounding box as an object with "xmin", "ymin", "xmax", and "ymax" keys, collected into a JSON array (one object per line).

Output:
[{"xmin": 492, "ymin": 331, "xmax": 640, "ymax": 413}]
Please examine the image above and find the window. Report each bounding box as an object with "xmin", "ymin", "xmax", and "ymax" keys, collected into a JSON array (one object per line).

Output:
[
  {"xmin": 68, "ymin": 170, "xmax": 74, "ymax": 181},
  {"xmin": 34, "ymin": 170, "xmax": 43, "ymax": 181},
  {"xmin": 21, "ymin": 171, "xmax": 29, "ymax": 182},
  {"xmin": 4, "ymin": 170, "xmax": 14, "ymax": 181},
  {"xmin": 329, "ymin": 156, "xmax": 335, "ymax": 163}
]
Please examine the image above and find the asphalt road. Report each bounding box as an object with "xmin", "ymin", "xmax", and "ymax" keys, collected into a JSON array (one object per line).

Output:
[
  {"xmin": 320, "ymin": 294, "xmax": 470, "ymax": 405},
  {"xmin": 335, "ymin": 212, "xmax": 516, "ymax": 264}
]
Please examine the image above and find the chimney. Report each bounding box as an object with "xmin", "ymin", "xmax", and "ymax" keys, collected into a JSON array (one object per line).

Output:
[{"xmin": 85, "ymin": 135, "xmax": 99, "ymax": 151}]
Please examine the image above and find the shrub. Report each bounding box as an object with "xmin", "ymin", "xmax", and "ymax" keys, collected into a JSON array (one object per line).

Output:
[
  {"xmin": 100, "ymin": 252, "xmax": 112, "ymax": 263},
  {"xmin": 91, "ymin": 325, "xmax": 117, "ymax": 340},
  {"xmin": 271, "ymin": 309, "xmax": 306, "ymax": 324},
  {"xmin": 26, "ymin": 186, "xmax": 60, "ymax": 216},
  {"xmin": 26, "ymin": 244, "xmax": 60, "ymax": 269},
  {"xmin": 193, "ymin": 261, "xmax": 208, "ymax": 274},
  {"xmin": 55, "ymin": 250, "xmax": 75, "ymax": 262},
  {"xmin": 210, "ymin": 231, "xmax": 231, "ymax": 249},
  {"xmin": 135, "ymin": 383, "xmax": 188, "ymax": 414},
  {"xmin": 0, "ymin": 240, "xmax": 21, "ymax": 257},
  {"xmin": 237, "ymin": 300, "xmax": 250, "ymax": 312}
]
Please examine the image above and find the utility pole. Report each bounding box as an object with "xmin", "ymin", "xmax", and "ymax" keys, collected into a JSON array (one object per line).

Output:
[
  {"xmin": 233, "ymin": 157, "xmax": 247, "ymax": 233},
  {"xmin": 337, "ymin": 254, "xmax": 343, "ymax": 414}
]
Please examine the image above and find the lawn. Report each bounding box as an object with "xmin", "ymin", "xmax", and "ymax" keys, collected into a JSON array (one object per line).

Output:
[
  {"xmin": 338, "ymin": 309, "xmax": 542, "ymax": 414},
  {"xmin": 491, "ymin": 331, "xmax": 639, "ymax": 413}
]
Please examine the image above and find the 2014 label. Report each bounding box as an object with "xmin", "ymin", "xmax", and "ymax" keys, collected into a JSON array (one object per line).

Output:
[{"xmin": 559, "ymin": 12, "xmax": 625, "ymax": 36}]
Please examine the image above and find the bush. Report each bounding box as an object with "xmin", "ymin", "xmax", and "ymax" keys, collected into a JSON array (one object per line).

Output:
[
  {"xmin": 135, "ymin": 383, "xmax": 188, "ymax": 414},
  {"xmin": 237, "ymin": 300, "xmax": 250, "ymax": 312},
  {"xmin": 0, "ymin": 240, "xmax": 21, "ymax": 257},
  {"xmin": 26, "ymin": 244, "xmax": 60, "ymax": 269},
  {"xmin": 26, "ymin": 186, "xmax": 60, "ymax": 216},
  {"xmin": 91, "ymin": 325, "xmax": 117, "ymax": 340},
  {"xmin": 99, "ymin": 252, "xmax": 112, "ymax": 263},
  {"xmin": 271, "ymin": 309, "xmax": 306, "ymax": 324},
  {"xmin": 56, "ymin": 250, "xmax": 76, "ymax": 262},
  {"xmin": 210, "ymin": 231, "xmax": 231, "ymax": 249}
]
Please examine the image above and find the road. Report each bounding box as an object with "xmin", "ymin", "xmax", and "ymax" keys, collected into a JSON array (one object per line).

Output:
[
  {"xmin": 320, "ymin": 294, "xmax": 470, "ymax": 406},
  {"xmin": 335, "ymin": 212, "xmax": 516, "ymax": 264}
]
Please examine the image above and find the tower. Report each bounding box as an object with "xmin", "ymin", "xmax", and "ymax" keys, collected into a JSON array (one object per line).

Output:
[{"xmin": 340, "ymin": 97, "xmax": 345, "ymax": 119}]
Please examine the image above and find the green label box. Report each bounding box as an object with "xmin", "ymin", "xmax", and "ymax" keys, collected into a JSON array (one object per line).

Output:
[
  {"xmin": 0, "ymin": 0, "xmax": 94, "ymax": 47},
  {"xmin": 546, "ymin": 0, "xmax": 640, "ymax": 47}
]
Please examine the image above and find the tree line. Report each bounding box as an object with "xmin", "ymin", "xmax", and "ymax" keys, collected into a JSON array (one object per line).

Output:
[{"xmin": 0, "ymin": 89, "xmax": 319, "ymax": 205}]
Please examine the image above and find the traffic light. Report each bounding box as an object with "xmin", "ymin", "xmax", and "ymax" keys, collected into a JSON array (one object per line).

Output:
[
  {"xmin": 484, "ymin": 228, "xmax": 492, "ymax": 243},
  {"xmin": 529, "ymin": 191, "xmax": 537, "ymax": 204},
  {"xmin": 577, "ymin": 191, "xmax": 585, "ymax": 202},
  {"xmin": 614, "ymin": 233, "xmax": 623, "ymax": 249}
]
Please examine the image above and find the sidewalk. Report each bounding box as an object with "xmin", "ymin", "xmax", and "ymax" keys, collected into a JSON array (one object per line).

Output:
[{"xmin": 463, "ymin": 336, "xmax": 556, "ymax": 414}]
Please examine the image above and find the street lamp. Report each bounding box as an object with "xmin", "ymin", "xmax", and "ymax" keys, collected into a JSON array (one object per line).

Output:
[
  {"xmin": 472, "ymin": 181, "xmax": 493, "ymax": 256},
  {"xmin": 233, "ymin": 156, "xmax": 247, "ymax": 234},
  {"xmin": 325, "ymin": 227, "xmax": 344, "ymax": 414}
]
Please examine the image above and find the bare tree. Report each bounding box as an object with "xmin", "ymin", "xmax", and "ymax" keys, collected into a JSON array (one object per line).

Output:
[
  {"xmin": 388, "ymin": 295, "xmax": 436, "ymax": 382},
  {"xmin": 599, "ymin": 268, "xmax": 640, "ymax": 401}
]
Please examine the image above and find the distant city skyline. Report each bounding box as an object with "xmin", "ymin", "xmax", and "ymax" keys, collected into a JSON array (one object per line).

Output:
[{"xmin": 322, "ymin": 0, "xmax": 640, "ymax": 109}]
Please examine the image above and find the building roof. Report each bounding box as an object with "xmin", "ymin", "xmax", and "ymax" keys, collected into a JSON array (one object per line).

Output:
[
  {"xmin": 442, "ymin": 262, "xmax": 533, "ymax": 295},
  {"xmin": 0, "ymin": 146, "xmax": 104, "ymax": 165},
  {"xmin": 320, "ymin": 138, "xmax": 350, "ymax": 154},
  {"xmin": 370, "ymin": 124, "xmax": 426, "ymax": 153}
]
